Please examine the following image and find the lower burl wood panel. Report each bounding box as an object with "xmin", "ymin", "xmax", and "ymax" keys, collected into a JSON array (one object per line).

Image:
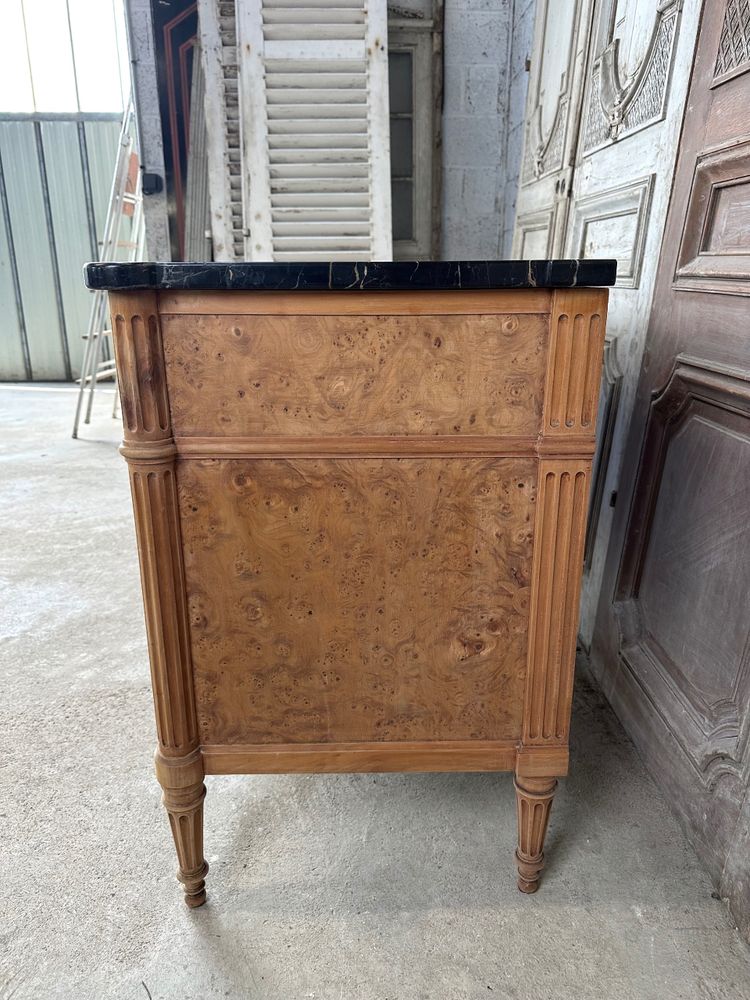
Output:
[{"xmin": 178, "ymin": 457, "xmax": 536, "ymax": 745}]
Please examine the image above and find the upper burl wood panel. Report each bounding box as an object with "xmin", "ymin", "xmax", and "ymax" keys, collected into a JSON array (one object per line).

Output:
[
  {"xmin": 178, "ymin": 457, "xmax": 536, "ymax": 745},
  {"xmin": 161, "ymin": 311, "xmax": 547, "ymax": 437}
]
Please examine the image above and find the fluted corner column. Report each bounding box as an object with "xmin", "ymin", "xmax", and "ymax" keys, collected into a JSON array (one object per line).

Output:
[{"xmin": 110, "ymin": 291, "xmax": 207, "ymax": 908}]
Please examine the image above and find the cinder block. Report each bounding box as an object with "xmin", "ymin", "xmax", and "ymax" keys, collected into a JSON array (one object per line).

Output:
[
  {"xmin": 442, "ymin": 115, "xmax": 503, "ymax": 167},
  {"xmin": 444, "ymin": 7, "xmax": 510, "ymax": 65},
  {"xmin": 442, "ymin": 61, "xmax": 467, "ymax": 116},
  {"xmin": 465, "ymin": 65, "xmax": 503, "ymax": 115}
]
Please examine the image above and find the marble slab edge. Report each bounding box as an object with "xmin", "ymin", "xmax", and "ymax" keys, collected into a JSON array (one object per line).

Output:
[{"xmin": 84, "ymin": 260, "xmax": 617, "ymax": 292}]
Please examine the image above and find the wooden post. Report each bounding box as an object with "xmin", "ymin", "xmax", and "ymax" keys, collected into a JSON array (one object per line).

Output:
[
  {"xmin": 513, "ymin": 288, "xmax": 608, "ymax": 891},
  {"xmin": 110, "ymin": 291, "xmax": 208, "ymax": 907},
  {"xmin": 514, "ymin": 776, "xmax": 557, "ymax": 893}
]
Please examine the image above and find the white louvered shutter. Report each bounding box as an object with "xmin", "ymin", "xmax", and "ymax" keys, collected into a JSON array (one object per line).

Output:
[
  {"xmin": 198, "ymin": 0, "xmax": 245, "ymax": 260},
  {"xmin": 236, "ymin": 0, "xmax": 392, "ymax": 261}
]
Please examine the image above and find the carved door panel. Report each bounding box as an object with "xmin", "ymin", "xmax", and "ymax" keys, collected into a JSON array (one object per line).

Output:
[
  {"xmin": 569, "ymin": 0, "xmax": 702, "ymax": 644},
  {"xmin": 512, "ymin": 0, "xmax": 594, "ymax": 258},
  {"xmin": 591, "ymin": 0, "xmax": 750, "ymax": 938}
]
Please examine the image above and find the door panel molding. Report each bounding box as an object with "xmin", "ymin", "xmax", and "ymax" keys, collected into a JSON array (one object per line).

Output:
[
  {"xmin": 567, "ymin": 174, "xmax": 654, "ymax": 288},
  {"xmin": 583, "ymin": 0, "xmax": 681, "ymax": 154},
  {"xmin": 674, "ymin": 136, "xmax": 750, "ymax": 296},
  {"xmin": 614, "ymin": 355, "xmax": 750, "ymax": 786},
  {"xmin": 515, "ymin": 207, "xmax": 554, "ymax": 258}
]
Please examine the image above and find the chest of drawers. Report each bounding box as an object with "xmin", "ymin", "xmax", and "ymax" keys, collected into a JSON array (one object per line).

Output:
[{"xmin": 86, "ymin": 260, "xmax": 614, "ymax": 906}]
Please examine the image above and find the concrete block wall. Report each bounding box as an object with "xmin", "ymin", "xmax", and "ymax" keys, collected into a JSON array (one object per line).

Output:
[
  {"xmin": 501, "ymin": 0, "xmax": 536, "ymax": 255},
  {"xmin": 440, "ymin": 0, "xmax": 535, "ymax": 259}
]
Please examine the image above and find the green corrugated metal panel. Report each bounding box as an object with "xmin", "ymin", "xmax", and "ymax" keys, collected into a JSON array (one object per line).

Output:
[
  {"xmin": 0, "ymin": 180, "xmax": 27, "ymax": 379},
  {"xmin": 0, "ymin": 121, "xmax": 63, "ymax": 380},
  {"xmin": 85, "ymin": 119, "xmax": 122, "ymax": 245},
  {"xmin": 0, "ymin": 116, "xmax": 120, "ymax": 381},
  {"xmin": 42, "ymin": 120, "xmax": 96, "ymax": 378}
]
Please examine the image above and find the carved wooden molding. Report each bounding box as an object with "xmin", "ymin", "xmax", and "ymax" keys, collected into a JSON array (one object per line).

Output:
[
  {"xmin": 110, "ymin": 293, "xmax": 171, "ymax": 445},
  {"xmin": 129, "ymin": 466, "xmax": 199, "ymax": 752},
  {"xmin": 164, "ymin": 777, "xmax": 209, "ymax": 908},
  {"xmin": 674, "ymin": 137, "xmax": 750, "ymax": 296},
  {"xmin": 523, "ymin": 459, "xmax": 591, "ymax": 745},
  {"xmin": 514, "ymin": 776, "xmax": 557, "ymax": 892},
  {"xmin": 110, "ymin": 292, "xmax": 199, "ymax": 759},
  {"xmin": 543, "ymin": 289, "xmax": 607, "ymax": 436},
  {"xmin": 519, "ymin": 289, "xmax": 606, "ymax": 743},
  {"xmin": 618, "ymin": 354, "xmax": 750, "ymax": 593},
  {"xmin": 583, "ymin": 0, "xmax": 680, "ymax": 154},
  {"xmin": 615, "ymin": 355, "xmax": 750, "ymax": 786}
]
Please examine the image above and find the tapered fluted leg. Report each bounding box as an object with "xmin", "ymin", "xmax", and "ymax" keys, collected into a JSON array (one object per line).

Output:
[
  {"xmin": 156, "ymin": 750, "xmax": 208, "ymax": 907},
  {"xmin": 164, "ymin": 782, "xmax": 208, "ymax": 907},
  {"xmin": 514, "ymin": 775, "xmax": 557, "ymax": 893}
]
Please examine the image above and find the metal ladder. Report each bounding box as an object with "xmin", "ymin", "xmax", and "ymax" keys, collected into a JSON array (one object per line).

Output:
[{"xmin": 72, "ymin": 98, "xmax": 146, "ymax": 438}]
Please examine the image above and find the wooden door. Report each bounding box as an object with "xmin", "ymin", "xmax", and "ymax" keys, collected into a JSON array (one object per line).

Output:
[
  {"xmin": 591, "ymin": 0, "xmax": 750, "ymax": 939},
  {"xmin": 567, "ymin": 0, "xmax": 702, "ymax": 643},
  {"xmin": 512, "ymin": 0, "xmax": 594, "ymax": 258}
]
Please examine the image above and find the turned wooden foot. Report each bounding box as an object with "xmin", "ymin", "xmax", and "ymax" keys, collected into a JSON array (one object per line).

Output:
[
  {"xmin": 514, "ymin": 775, "xmax": 557, "ymax": 894},
  {"xmin": 165, "ymin": 783, "xmax": 208, "ymax": 907},
  {"xmin": 156, "ymin": 750, "xmax": 209, "ymax": 907}
]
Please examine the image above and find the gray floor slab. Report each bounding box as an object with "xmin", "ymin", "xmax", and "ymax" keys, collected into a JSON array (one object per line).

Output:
[{"xmin": 2, "ymin": 384, "xmax": 749, "ymax": 1000}]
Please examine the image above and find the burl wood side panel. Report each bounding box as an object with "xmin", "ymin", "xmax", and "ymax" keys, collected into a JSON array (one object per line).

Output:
[
  {"xmin": 178, "ymin": 457, "xmax": 537, "ymax": 745},
  {"xmin": 161, "ymin": 312, "xmax": 547, "ymax": 437}
]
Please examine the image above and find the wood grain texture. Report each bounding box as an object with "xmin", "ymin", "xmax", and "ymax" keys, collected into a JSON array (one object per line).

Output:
[
  {"xmin": 515, "ymin": 745, "xmax": 569, "ymax": 778},
  {"xmin": 111, "ymin": 291, "xmax": 208, "ymax": 907},
  {"xmin": 161, "ymin": 311, "xmax": 547, "ymax": 438},
  {"xmin": 177, "ymin": 457, "xmax": 537, "ymax": 745},
  {"xmin": 202, "ymin": 740, "xmax": 519, "ymax": 774},
  {"xmin": 156, "ymin": 749, "xmax": 208, "ymax": 907},
  {"xmin": 111, "ymin": 293, "xmax": 199, "ymax": 755},
  {"xmin": 523, "ymin": 460, "xmax": 591, "ymax": 745},
  {"xmin": 111, "ymin": 292, "xmax": 171, "ymax": 444},
  {"xmin": 108, "ymin": 284, "xmax": 610, "ymax": 903},
  {"xmin": 157, "ymin": 288, "xmax": 553, "ymax": 315},
  {"xmin": 544, "ymin": 289, "xmax": 608, "ymax": 435},
  {"xmin": 514, "ymin": 776, "xmax": 557, "ymax": 893},
  {"xmin": 173, "ymin": 434, "xmax": 598, "ymax": 459}
]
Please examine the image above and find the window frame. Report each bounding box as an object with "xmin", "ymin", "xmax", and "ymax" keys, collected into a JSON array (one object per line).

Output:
[{"xmin": 387, "ymin": 11, "xmax": 442, "ymax": 259}]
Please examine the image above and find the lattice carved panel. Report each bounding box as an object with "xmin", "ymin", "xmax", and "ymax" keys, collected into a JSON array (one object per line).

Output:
[
  {"xmin": 583, "ymin": 0, "xmax": 680, "ymax": 154},
  {"xmin": 713, "ymin": 0, "xmax": 750, "ymax": 84}
]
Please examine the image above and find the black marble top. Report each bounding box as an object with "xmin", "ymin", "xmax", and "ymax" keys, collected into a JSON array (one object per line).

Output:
[{"xmin": 84, "ymin": 259, "xmax": 616, "ymax": 292}]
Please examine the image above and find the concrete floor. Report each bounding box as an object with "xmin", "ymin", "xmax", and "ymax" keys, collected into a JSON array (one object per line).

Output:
[{"xmin": 2, "ymin": 383, "xmax": 750, "ymax": 1000}]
